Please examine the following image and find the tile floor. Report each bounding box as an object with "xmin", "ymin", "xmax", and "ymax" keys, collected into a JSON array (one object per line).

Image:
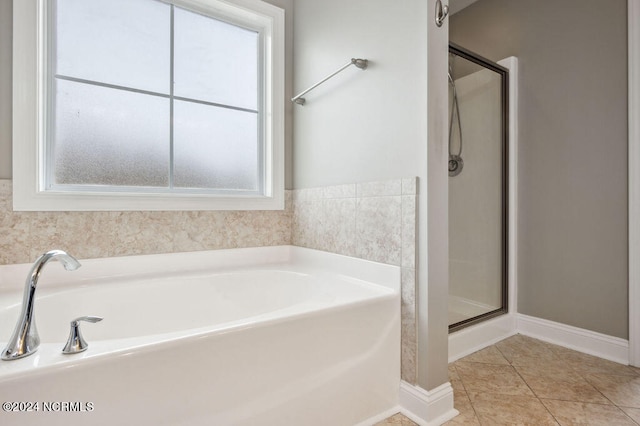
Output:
[
  {"xmin": 377, "ymin": 334, "xmax": 640, "ymax": 426},
  {"xmin": 376, "ymin": 413, "xmax": 419, "ymax": 425}
]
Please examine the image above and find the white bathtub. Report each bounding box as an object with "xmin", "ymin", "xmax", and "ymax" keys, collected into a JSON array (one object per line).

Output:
[{"xmin": 0, "ymin": 246, "xmax": 400, "ymax": 426}]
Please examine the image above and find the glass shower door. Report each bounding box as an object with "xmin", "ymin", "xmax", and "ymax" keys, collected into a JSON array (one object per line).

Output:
[{"xmin": 448, "ymin": 44, "xmax": 508, "ymax": 332}]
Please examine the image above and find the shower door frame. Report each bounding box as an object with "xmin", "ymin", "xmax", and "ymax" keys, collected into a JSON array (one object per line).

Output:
[
  {"xmin": 629, "ymin": 0, "xmax": 640, "ymax": 367},
  {"xmin": 448, "ymin": 43, "xmax": 510, "ymax": 333}
]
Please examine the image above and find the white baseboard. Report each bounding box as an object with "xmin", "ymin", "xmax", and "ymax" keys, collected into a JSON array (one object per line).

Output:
[
  {"xmin": 448, "ymin": 314, "xmax": 517, "ymax": 362},
  {"xmin": 398, "ymin": 381, "xmax": 458, "ymax": 426},
  {"xmin": 517, "ymin": 314, "xmax": 630, "ymax": 365},
  {"xmin": 448, "ymin": 312, "xmax": 630, "ymax": 366},
  {"xmin": 357, "ymin": 381, "xmax": 458, "ymax": 426}
]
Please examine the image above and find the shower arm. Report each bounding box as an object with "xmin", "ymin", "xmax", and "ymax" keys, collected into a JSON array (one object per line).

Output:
[{"xmin": 291, "ymin": 58, "xmax": 368, "ymax": 106}]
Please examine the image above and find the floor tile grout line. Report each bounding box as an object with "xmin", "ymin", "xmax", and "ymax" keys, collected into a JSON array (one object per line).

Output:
[
  {"xmin": 561, "ymin": 364, "xmax": 640, "ymax": 424},
  {"xmin": 536, "ymin": 399, "xmax": 562, "ymax": 426},
  {"xmin": 451, "ymin": 363, "xmax": 483, "ymax": 424},
  {"xmin": 540, "ymin": 396, "xmax": 616, "ymax": 406},
  {"xmin": 577, "ymin": 367, "xmax": 640, "ymax": 410},
  {"xmin": 581, "ymin": 374, "xmax": 618, "ymax": 408},
  {"xmin": 512, "ymin": 364, "xmax": 606, "ymax": 406},
  {"xmin": 492, "ymin": 341, "xmax": 513, "ymax": 365},
  {"xmin": 617, "ymin": 409, "xmax": 640, "ymax": 426},
  {"xmin": 508, "ymin": 354, "xmax": 562, "ymax": 424}
]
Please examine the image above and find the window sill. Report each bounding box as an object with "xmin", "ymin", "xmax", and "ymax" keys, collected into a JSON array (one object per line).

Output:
[{"xmin": 12, "ymin": 185, "xmax": 285, "ymax": 211}]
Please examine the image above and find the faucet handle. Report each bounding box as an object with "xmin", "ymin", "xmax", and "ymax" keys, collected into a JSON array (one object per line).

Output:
[
  {"xmin": 74, "ymin": 316, "xmax": 103, "ymax": 324},
  {"xmin": 61, "ymin": 316, "xmax": 103, "ymax": 354}
]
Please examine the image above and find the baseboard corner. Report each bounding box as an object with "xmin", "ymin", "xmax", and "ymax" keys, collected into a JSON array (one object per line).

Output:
[
  {"xmin": 399, "ymin": 381, "xmax": 458, "ymax": 426},
  {"xmin": 516, "ymin": 313, "xmax": 630, "ymax": 365}
]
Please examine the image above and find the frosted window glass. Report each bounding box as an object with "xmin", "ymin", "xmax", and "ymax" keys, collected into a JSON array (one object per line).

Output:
[
  {"xmin": 173, "ymin": 101, "xmax": 258, "ymax": 190},
  {"xmin": 56, "ymin": 0, "xmax": 170, "ymax": 93},
  {"xmin": 54, "ymin": 79, "xmax": 170, "ymax": 187},
  {"xmin": 174, "ymin": 7, "xmax": 258, "ymax": 110}
]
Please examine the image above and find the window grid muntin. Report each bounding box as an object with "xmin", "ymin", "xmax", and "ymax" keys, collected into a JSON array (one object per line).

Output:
[
  {"xmin": 169, "ymin": 3, "xmax": 175, "ymax": 189},
  {"xmin": 47, "ymin": 0, "xmax": 264, "ymax": 195}
]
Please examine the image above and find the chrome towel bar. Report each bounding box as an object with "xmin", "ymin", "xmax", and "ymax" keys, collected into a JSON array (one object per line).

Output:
[{"xmin": 291, "ymin": 58, "xmax": 368, "ymax": 105}]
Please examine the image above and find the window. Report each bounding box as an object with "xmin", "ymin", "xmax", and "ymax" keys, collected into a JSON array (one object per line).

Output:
[{"xmin": 13, "ymin": 0, "xmax": 284, "ymax": 211}]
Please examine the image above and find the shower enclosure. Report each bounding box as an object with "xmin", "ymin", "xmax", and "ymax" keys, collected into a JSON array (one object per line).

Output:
[{"xmin": 448, "ymin": 43, "xmax": 509, "ymax": 332}]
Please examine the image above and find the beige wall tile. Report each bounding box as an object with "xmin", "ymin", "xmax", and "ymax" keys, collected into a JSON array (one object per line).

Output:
[
  {"xmin": 401, "ymin": 177, "xmax": 417, "ymax": 196},
  {"xmin": 401, "ymin": 268, "xmax": 416, "ymax": 382},
  {"xmin": 356, "ymin": 196, "xmax": 402, "ymax": 265},
  {"xmin": 0, "ymin": 179, "xmax": 292, "ymax": 264},
  {"xmin": 323, "ymin": 198, "xmax": 357, "ymax": 257},
  {"xmin": 323, "ymin": 184, "xmax": 356, "ymax": 199},
  {"xmin": 357, "ymin": 179, "xmax": 402, "ymax": 197},
  {"xmin": 401, "ymin": 196, "xmax": 416, "ymax": 268},
  {"xmin": 292, "ymin": 197, "xmax": 323, "ymax": 250},
  {"xmin": 292, "ymin": 178, "xmax": 418, "ymax": 385}
]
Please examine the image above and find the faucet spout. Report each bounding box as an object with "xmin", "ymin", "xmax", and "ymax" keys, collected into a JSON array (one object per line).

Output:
[{"xmin": 1, "ymin": 250, "xmax": 81, "ymax": 361}]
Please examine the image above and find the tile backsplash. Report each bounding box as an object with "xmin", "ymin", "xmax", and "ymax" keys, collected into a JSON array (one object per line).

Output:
[
  {"xmin": 0, "ymin": 177, "xmax": 418, "ymax": 384},
  {"xmin": 0, "ymin": 180, "xmax": 292, "ymax": 265},
  {"xmin": 291, "ymin": 177, "xmax": 418, "ymax": 384}
]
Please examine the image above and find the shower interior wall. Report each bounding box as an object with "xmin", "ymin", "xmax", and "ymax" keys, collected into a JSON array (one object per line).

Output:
[{"xmin": 448, "ymin": 65, "xmax": 503, "ymax": 325}]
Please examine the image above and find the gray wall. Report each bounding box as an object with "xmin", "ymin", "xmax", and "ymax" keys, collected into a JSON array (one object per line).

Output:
[
  {"xmin": 451, "ymin": 0, "xmax": 628, "ymax": 338},
  {"xmin": 0, "ymin": 0, "xmax": 294, "ymax": 188}
]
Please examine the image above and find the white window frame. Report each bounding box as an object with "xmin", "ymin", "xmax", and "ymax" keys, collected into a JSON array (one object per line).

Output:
[{"xmin": 12, "ymin": 0, "xmax": 285, "ymax": 211}]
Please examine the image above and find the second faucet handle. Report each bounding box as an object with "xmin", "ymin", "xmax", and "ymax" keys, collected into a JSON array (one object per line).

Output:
[{"xmin": 62, "ymin": 316, "xmax": 103, "ymax": 354}]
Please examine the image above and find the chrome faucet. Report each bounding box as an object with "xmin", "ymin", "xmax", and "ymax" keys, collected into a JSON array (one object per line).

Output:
[{"xmin": 2, "ymin": 250, "xmax": 81, "ymax": 361}]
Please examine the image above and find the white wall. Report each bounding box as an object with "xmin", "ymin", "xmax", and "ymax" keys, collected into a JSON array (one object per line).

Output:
[
  {"xmin": 292, "ymin": 1, "xmax": 427, "ymax": 188},
  {"xmin": 293, "ymin": 0, "xmax": 450, "ymax": 391}
]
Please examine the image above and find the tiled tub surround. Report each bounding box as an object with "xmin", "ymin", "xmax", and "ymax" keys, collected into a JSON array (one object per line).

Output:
[
  {"xmin": 292, "ymin": 178, "xmax": 418, "ymax": 383},
  {"xmin": 0, "ymin": 180, "xmax": 292, "ymax": 265},
  {"xmin": 0, "ymin": 177, "xmax": 418, "ymax": 384}
]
